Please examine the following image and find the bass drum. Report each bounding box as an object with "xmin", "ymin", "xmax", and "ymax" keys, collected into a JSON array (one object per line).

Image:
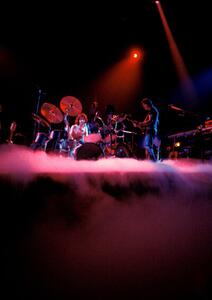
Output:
[
  {"xmin": 75, "ymin": 142, "xmax": 104, "ymax": 160},
  {"xmin": 115, "ymin": 143, "xmax": 132, "ymax": 158}
]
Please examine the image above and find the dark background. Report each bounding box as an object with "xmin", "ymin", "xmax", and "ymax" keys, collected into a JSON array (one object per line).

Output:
[{"xmin": 0, "ymin": 0, "xmax": 212, "ymax": 144}]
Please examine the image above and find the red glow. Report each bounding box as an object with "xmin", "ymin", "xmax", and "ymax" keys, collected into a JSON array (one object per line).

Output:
[
  {"xmin": 90, "ymin": 49, "xmax": 143, "ymax": 112},
  {"xmin": 95, "ymin": 59, "xmax": 142, "ymax": 112}
]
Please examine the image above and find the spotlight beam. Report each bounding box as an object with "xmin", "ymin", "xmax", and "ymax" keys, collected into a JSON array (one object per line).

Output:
[{"xmin": 156, "ymin": 2, "xmax": 197, "ymax": 101}]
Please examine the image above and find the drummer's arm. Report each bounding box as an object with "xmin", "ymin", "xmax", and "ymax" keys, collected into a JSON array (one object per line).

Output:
[
  {"xmin": 69, "ymin": 125, "xmax": 77, "ymax": 140},
  {"xmin": 79, "ymin": 124, "xmax": 89, "ymax": 144}
]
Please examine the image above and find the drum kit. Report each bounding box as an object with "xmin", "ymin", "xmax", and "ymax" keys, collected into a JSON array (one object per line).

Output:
[{"xmin": 31, "ymin": 96, "xmax": 140, "ymax": 159}]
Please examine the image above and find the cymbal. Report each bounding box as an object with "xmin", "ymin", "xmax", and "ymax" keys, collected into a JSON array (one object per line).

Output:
[
  {"xmin": 60, "ymin": 96, "xmax": 82, "ymax": 117},
  {"xmin": 32, "ymin": 113, "xmax": 51, "ymax": 128},
  {"xmin": 41, "ymin": 103, "xmax": 63, "ymax": 124}
]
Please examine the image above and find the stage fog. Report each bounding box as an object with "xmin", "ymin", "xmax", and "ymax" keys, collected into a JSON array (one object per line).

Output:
[{"xmin": 1, "ymin": 145, "xmax": 212, "ymax": 299}]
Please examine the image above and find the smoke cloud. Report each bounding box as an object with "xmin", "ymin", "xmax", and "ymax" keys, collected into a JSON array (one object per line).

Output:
[{"xmin": 1, "ymin": 145, "xmax": 212, "ymax": 299}]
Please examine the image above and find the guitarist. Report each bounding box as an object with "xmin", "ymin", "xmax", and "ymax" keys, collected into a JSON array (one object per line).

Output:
[{"xmin": 137, "ymin": 98, "xmax": 160, "ymax": 161}]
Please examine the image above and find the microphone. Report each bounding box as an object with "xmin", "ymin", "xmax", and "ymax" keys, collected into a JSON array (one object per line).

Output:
[{"xmin": 34, "ymin": 84, "xmax": 47, "ymax": 95}]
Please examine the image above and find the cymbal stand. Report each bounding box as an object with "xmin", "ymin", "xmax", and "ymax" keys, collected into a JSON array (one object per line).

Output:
[
  {"xmin": 33, "ymin": 89, "xmax": 42, "ymax": 142},
  {"xmin": 64, "ymin": 113, "xmax": 70, "ymax": 132}
]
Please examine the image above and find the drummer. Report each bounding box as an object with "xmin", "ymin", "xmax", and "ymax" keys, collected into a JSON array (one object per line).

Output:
[
  {"xmin": 100, "ymin": 104, "xmax": 116, "ymax": 139},
  {"xmin": 68, "ymin": 113, "xmax": 90, "ymax": 143}
]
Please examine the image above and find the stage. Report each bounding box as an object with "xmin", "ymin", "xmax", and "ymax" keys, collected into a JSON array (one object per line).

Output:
[{"xmin": 1, "ymin": 145, "xmax": 212, "ymax": 299}]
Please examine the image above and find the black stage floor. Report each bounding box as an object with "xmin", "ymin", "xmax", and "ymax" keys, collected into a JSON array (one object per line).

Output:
[{"xmin": 1, "ymin": 145, "xmax": 212, "ymax": 299}]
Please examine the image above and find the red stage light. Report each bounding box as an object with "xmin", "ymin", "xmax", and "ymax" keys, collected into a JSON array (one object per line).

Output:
[{"xmin": 130, "ymin": 49, "xmax": 142, "ymax": 62}]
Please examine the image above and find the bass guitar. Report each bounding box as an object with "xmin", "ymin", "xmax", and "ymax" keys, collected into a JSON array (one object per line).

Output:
[{"xmin": 131, "ymin": 120, "xmax": 146, "ymax": 134}]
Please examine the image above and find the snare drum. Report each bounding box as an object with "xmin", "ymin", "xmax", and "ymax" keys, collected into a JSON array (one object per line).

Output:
[{"xmin": 84, "ymin": 133, "xmax": 102, "ymax": 144}]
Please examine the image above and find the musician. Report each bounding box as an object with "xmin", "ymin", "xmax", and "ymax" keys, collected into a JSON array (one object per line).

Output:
[
  {"xmin": 94, "ymin": 104, "xmax": 115, "ymax": 140},
  {"xmin": 139, "ymin": 97, "xmax": 160, "ymax": 161},
  {"xmin": 104, "ymin": 104, "xmax": 117, "ymax": 130},
  {"xmin": 88, "ymin": 100, "xmax": 100, "ymax": 133},
  {"xmin": 69, "ymin": 113, "xmax": 90, "ymax": 143},
  {"xmin": 0, "ymin": 103, "xmax": 17, "ymax": 144}
]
